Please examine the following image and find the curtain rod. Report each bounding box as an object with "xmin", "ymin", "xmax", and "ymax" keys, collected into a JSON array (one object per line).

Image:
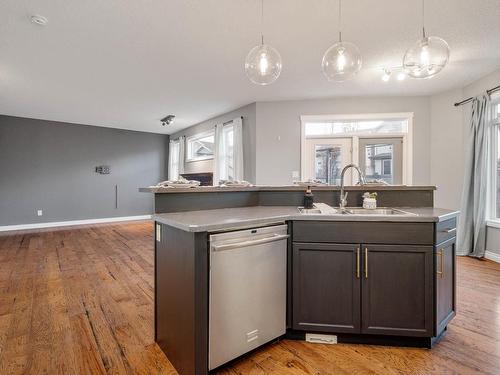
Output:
[
  {"xmin": 222, "ymin": 116, "xmax": 243, "ymax": 126},
  {"xmin": 454, "ymin": 84, "xmax": 500, "ymax": 107}
]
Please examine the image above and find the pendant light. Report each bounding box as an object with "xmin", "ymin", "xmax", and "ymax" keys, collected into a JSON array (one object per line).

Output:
[
  {"xmin": 403, "ymin": 0, "xmax": 450, "ymax": 79},
  {"xmin": 245, "ymin": 0, "xmax": 282, "ymax": 85},
  {"xmin": 321, "ymin": 0, "xmax": 362, "ymax": 82}
]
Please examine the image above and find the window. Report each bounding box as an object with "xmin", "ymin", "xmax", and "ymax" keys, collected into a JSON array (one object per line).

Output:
[
  {"xmin": 301, "ymin": 114, "xmax": 412, "ymax": 185},
  {"xmin": 364, "ymin": 143, "xmax": 394, "ymax": 184},
  {"xmin": 305, "ymin": 120, "xmax": 407, "ymax": 136},
  {"xmin": 314, "ymin": 144, "xmax": 342, "ymax": 184},
  {"xmin": 186, "ymin": 130, "xmax": 215, "ymax": 162}
]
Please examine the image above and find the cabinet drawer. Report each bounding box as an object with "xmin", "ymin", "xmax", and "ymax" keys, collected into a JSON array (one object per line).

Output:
[
  {"xmin": 293, "ymin": 221, "xmax": 434, "ymax": 245},
  {"xmin": 436, "ymin": 218, "xmax": 457, "ymax": 245}
]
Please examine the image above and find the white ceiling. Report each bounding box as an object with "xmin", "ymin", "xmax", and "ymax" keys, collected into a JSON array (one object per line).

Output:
[{"xmin": 1, "ymin": 0, "xmax": 500, "ymax": 134}]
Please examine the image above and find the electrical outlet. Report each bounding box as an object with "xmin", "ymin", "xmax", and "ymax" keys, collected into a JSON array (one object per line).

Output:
[{"xmin": 37, "ymin": 210, "xmax": 43, "ymax": 216}]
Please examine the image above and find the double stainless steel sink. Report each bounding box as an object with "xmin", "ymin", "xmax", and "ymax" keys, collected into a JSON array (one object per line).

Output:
[{"xmin": 298, "ymin": 204, "xmax": 416, "ymax": 216}]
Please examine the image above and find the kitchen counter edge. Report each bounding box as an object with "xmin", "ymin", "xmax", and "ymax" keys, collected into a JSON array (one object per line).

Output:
[
  {"xmin": 153, "ymin": 206, "xmax": 459, "ymax": 233},
  {"xmin": 141, "ymin": 185, "xmax": 436, "ymax": 194}
]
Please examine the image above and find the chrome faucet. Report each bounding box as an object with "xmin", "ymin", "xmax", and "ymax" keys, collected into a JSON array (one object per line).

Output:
[{"xmin": 339, "ymin": 164, "xmax": 366, "ymax": 209}]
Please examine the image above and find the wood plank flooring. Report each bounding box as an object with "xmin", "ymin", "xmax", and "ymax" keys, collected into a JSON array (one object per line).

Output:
[{"xmin": 0, "ymin": 221, "xmax": 499, "ymax": 375}]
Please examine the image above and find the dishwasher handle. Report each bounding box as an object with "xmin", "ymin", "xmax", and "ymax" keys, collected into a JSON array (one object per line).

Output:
[{"xmin": 212, "ymin": 234, "xmax": 289, "ymax": 252}]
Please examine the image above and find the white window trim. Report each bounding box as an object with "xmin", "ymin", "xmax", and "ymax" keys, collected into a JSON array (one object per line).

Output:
[
  {"xmin": 300, "ymin": 112, "xmax": 414, "ymax": 185},
  {"xmin": 186, "ymin": 129, "xmax": 215, "ymax": 163},
  {"xmin": 487, "ymin": 94, "xmax": 500, "ymax": 226}
]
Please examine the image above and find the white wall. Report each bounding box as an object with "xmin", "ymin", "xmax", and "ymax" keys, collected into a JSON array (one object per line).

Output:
[
  {"xmin": 255, "ymin": 96, "xmax": 431, "ymax": 185},
  {"xmin": 429, "ymin": 88, "xmax": 465, "ymax": 210}
]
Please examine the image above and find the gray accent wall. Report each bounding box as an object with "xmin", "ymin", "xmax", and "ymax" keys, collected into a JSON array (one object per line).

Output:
[
  {"xmin": 0, "ymin": 115, "xmax": 168, "ymax": 226},
  {"xmin": 170, "ymin": 103, "xmax": 257, "ymax": 183}
]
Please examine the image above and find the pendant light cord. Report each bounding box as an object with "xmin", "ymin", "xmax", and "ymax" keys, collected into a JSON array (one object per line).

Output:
[
  {"xmin": 338, "ymin": 0, "xmax": 342, "ymax": 42},
  {"xmin": 261, "ymin": 0, "xmax": 264, "ymax": 45},
  {"xmin": 422, "ymin": 0, "xmax": 426, "ymax": 38}
]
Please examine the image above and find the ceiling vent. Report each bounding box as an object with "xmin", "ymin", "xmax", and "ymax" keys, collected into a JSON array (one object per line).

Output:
[{"xmin": 30, "ymin": 15, "xmax": 48, "ymax": 26}]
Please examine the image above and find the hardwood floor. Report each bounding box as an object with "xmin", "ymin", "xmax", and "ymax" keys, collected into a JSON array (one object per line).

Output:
[{"xmin": 0, "ymin": 221, "xmax": 499, "ymax": 375}]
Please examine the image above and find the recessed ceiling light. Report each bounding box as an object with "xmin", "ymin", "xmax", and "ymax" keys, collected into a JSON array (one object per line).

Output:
[{"xmin": 30, "ymin": 15, "xmax": 48, "ymax": 26}]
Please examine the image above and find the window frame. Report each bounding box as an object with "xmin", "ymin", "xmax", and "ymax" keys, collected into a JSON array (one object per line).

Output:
[
  {"xmin": 186, "ymin": 129, "xmax": 215, "ymax": 162},
  {"xmin": 300, "ymin": 113, "xmax": 414, "ymax": 185},
  {"xmin": 487, "ymin": 96, "xmax": 500, "ymax": 225}
]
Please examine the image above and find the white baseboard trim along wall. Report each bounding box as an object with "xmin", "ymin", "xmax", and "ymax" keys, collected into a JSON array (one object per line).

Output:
[
  {"xmin": 485, "ymin": 251, "xmax": 500, "ymax": 264},
  {"xmin": 0, "ymin": 215, "xmax": 152, "ymax": 232}
]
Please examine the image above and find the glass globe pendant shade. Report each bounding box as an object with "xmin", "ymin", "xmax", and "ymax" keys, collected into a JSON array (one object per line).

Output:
[
  {"xmin": 403, "ymin": 36, "xmax": 450, "ymax": 79},
  {"xmin": 245, "ymin": 44, "xmax": 282, "ymax": 85},
  {"xmin": 321, "ymin": 41, "xmax": 362, "ymax": 82}
]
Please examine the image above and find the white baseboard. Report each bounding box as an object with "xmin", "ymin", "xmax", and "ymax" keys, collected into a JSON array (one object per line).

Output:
[
  {"xmin": 0, "ymin": 215, "xmax": 152, "ymax": 232},
  {"xmin": 485, "ymin": 251, "xmax": 500, "ymax": 263}
]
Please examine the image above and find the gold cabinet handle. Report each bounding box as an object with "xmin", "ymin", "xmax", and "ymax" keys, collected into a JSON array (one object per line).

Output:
[
  {"xmin": 156, "ymin": 223, "xmax": 161, "ymax": 242},
  {"xmin": 364, "ymin": 248, "xmax": 368, "ymax": 279},
  {"xmin": 440, "ymin": 249, "xmax": 444, "ymax": 278},
  {"xmin": 436, "ymin": 249, "xmax": 444, "ymax": 278},
  {"xmin": 356, "ymin": 248, "xmax": 360, "ymax": 279}
]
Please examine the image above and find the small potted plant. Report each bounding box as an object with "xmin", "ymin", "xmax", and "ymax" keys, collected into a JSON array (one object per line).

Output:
[{"xmin": 362, "ymin": 192, "xmax": 378, "ymax": 209}]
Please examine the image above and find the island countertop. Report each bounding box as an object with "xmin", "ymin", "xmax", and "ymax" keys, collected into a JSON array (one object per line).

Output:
[{"xmin": 153, "ymin": 206, "xmax": 459, "ymax": 232}]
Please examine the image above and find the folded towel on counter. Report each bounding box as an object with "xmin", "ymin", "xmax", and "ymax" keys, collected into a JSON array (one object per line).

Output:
[
  {"xmin": 293, "ymin": 179, "xmax": 328, "ymax": 186},
  {"xmin": 151, "ymin": 178, "xmax": 201, "ymax": 188},
  {"xmin": 363, "ymin": 179, "xmax": 389, "ymax": 186},
  {"xmin": 219, "ymin": 180, "xmax": 252, "ymax": 187}
]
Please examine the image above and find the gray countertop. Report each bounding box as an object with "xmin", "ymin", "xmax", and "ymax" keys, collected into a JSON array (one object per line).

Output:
[
  {"xmin": 140, "ymin": 185, "xmax": 436, "ymax": 194},
  {"xmin": 153, "ymin": 206, "xmax": 459, "ymax": 233}
]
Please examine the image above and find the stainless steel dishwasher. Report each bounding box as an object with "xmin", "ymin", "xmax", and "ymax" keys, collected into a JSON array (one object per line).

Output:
[{"xmin": 209, "ymin": 224, "xmax": 288, "ymax": 370}]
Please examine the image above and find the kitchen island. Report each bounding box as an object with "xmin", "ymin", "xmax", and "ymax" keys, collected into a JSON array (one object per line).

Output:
[{"xmin": 143, "ymin": 186, "xmax": 458, "ymax": 375}]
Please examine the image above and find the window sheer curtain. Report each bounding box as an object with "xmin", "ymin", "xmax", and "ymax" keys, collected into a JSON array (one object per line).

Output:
[
  {"xmin": 213, "ymin": 117, "xmax": 244, "ymax": 185},
  {"xmin": 213, "ymin": 124, "xmax": 224, "ymax": 185},
  {"xmin": 167, "ymin": 136, "xmax": 185, "ymax": 181},
  {"xmin": 457, "ymin": 94, "xmax": 491, "ymax": 257},
  {"xmin": 232, "ymin": 117, "xmax": 244, "ymax": 181},
  {"xmin": 178, "ymin": 136, "xmax": 185, "ymax": 176}
]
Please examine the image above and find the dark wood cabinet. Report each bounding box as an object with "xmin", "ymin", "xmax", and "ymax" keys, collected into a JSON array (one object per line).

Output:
[
  {"xmin": 292, "ymin": 243, "xmax": 361, "ymax": 333},
  {"xmin": 155, "ymin": 223, "xmax": 208, "ymax": 375},
  {"xmin": 435, "ymin": 238, "xmax": 456, "ymax": 335},
  {"xmin": 360, "ymin": 244, "xmax": 434, "ymax": 337},
  {"xmin": 291, "ymin": 219, "xmax": 457, "ymax": 344}
]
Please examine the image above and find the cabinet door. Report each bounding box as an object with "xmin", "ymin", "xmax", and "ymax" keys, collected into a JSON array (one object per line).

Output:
[
  {"xmin": 293, "ymin": 243, "xmax": 361, "ymax": 333},
  {"xmin": 435, "ymin": 238, "xmax": 456, "ymax": 335},
  {"xmin": 361, "ymin": 244, "xmax": 434, "ymax": 337}
]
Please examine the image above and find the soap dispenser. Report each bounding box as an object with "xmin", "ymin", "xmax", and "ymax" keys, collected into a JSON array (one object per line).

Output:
[{"xmin": 303, "ymin": 186, "xmax": 314, "ymax": 209}]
